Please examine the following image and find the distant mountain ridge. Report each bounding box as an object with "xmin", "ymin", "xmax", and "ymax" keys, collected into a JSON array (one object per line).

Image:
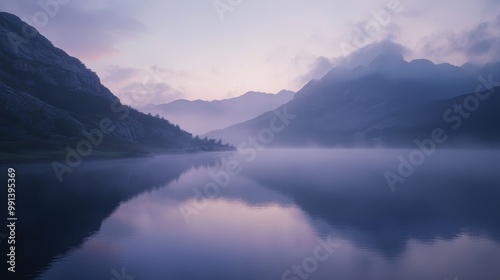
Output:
[
  {"xmin": 0, "ymin": 12, "xmax": 230, "ymax": 161},
  {"xmin": 139, "ymin": 90, "xmax": 294, "ymax": 135},
  {"xmin": 206, "ymin": 54, "xmax": 500, "ymax": 147}
]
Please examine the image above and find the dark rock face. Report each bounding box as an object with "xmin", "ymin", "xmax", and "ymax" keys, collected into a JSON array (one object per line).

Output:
[
  {"xmin": 0, "ymin": 12, "xmax": 115, "ymax": 102},
  {"xmin": 0, "ymin": 12, "xmax": 229, "ymax": 158}
]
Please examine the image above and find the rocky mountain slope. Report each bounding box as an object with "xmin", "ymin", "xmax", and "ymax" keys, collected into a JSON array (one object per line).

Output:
[{"xmin": 0, "ymin": 12, "xmax": 230, "ymax": 161}]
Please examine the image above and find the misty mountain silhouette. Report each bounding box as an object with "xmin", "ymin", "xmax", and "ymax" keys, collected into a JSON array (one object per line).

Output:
[
  {"xmin": 139, "ymin": 90, "xmax": 294, "ymax": 135},
  {"xmin": 0, "ymin": 12, "xmax": 230, "ymax": 161},
  {"xmin": 206, "ymin": 54, "xmax": 500, "ymax": 147}
]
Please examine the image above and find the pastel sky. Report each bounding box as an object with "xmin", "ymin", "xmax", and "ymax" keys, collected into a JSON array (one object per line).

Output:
[{"xmin": 1, "ymin": 0, "xmax": 500, "ymax": 106}]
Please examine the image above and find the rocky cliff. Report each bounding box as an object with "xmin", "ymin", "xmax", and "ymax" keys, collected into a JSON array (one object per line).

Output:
[{"xmin": 0, "ymin": 12, "xmax": 230, "ymax": 160}]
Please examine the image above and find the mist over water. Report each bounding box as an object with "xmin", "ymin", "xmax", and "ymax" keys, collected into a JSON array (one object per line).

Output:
[{"xmin": 10, "ymin": 149, "xmax": 500, "ymax": 280}]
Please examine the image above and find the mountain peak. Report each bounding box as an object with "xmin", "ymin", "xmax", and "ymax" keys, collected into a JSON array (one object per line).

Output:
[
  {"xmin": 369, "ymin": 53, "xmax": 407, "ymax": 69},
  {"xmin": 241, "ymin": 91, "xmax": 269, "ymax": 97},
  {"xmin": 409, "ymin": 58, "xmax": 435, "ymax": 67},
  {"xmin": 277, "ymin": 89, "xmax": 295, "ymax": 96}
]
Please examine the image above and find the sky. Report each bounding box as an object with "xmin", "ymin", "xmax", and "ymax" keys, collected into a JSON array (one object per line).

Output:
[{"xmin": 1, "ymin": 0, "xmax": 500, "ymax": 106}]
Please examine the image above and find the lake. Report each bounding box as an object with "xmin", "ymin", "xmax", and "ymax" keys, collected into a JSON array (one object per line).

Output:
[{"xmin": 7, "ymin": 149, "xmax": 500, "ymax": 280}]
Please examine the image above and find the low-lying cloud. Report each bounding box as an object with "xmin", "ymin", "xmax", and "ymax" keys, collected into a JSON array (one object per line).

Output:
[{"xmin": 297, "ymin": 40, "xmax": 409, "ymax": 84}]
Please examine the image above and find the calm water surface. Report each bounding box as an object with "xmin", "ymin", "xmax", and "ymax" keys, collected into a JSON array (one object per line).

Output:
[{"xmin": 8, "ymin": 149, "xmax": 500, "ymax": 280}]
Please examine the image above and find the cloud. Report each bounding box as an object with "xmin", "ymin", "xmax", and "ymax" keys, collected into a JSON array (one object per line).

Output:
[
  {"xmin": 418, "ymin": 15, "xmax": 500, "ymax": 65},
  {"xmin": 120, "ymin": 81, "xmax": 184, "ymax": 107},
  {"xmin": 335, "ymin": 40, "xmax": 408, "ymax": 68},
  {"xmin": 296, "ymin": 56, "xmax": 336, "ymax": 85},
  {"xmin": 1, "ymin": 1, "xmax": 146, "ymax": 61},
  {"xmin": 296, "ymin": 40, "xmax": 409, "ymax": 84},
  {"xmin": 101, "ymin": 65, "xmax": 189, "ymax": 106},
  {"xmin": 102, "ymin": 65, "xmax": 141, "ymax": 84},
  {"xmin": 293, "ymin": 0, "xmax": 406, "ymax": 86}
]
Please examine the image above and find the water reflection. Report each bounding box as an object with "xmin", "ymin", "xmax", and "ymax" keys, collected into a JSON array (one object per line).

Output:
[
  {"xmin": 1, "ymin": 153, "xmax": 226, "ymax": 279},
  {"xmin": 10, "ymin": 149, "xmax": 500, "ymax": 280},
  {"xmin": 238, "ymin": 149, "xmax": 500, "ymax": 257}
]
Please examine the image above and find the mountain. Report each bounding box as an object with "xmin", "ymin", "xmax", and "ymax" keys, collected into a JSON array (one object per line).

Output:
[
  {"xmin": 138, "ymin": 90, "xmax": 294, "ymax": 135},
  {"xmin": 0, "ymin": 12, "xmax": 230, "ymax": 161},
  {"xmin": 206, "ymin": 54, "xmax": 500, "ymax": 147}
]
